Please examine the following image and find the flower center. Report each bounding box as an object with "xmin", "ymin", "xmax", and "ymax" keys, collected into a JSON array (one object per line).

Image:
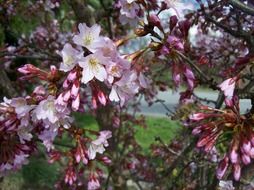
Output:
[
  {"xmin": 83, "ymin": 34, "xmax": 93, "ymax": 46},
  {"xmin": 89, "ymin": 58, "xmax": 99, "ymax": 71},
  {"xmin": 64, "ymin": 55, "xmax": 74, "ymax": 66}
]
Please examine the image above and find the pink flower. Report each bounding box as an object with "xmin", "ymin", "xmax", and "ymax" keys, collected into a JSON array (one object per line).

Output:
[
  {"xmin": 79, "ymin": 51, "xmax": 108, "ymax": 84},
  {"xmin": 109, "ymin": 71, "xmax": 139, "ymax": 106},
  {"xmin": 34, "ymin": 95, "xmax": 60, "ymax": 124},
  {"xmin": 60, "ymin": 43, "xmax": 82, "ymax": 72},
  {"xmin": 118, "ymin": 0, "xmax": 140, "ymax": 25},
  {"xmin": 218, "ymin": 77, "xmax": 237, "ymax": 98},
  {"xmin": 88, "ymin": 130, "xmax": 112, "ymax": 160},
  {"xmin": 73, "ymin": 23, "xmax": 102, "ymax": 52}
]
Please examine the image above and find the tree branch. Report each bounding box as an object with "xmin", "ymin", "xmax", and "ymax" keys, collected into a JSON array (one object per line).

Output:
[{"xmin": 228, "ymin": 0, "xmax": 254, "ymax": 16}]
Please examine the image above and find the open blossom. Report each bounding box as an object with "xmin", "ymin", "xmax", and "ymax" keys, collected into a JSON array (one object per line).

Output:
[
  {"xmin": 79, "ymin": 51, "xmax": 109, "ymax": 84},
  {"xmin": 73, "ymin": 23, "xmax": 102, "ymax": 52},
  {"xmin": 117, "ymin": 0, "xmax": 141, "ymax": 25},
  {"xmin": 60, "ymin": 43, "xmax": 82, "ymax": 72},
  {"xmin": 218, "ymin": 77, "xmax": 237, "ymax": 98},
  {"xmin": 109, "ymin": 71, "xmax": 139, "ymax": 106},
  {"xmin": 88, "ymin": 130, "xmax": 112, "ymax": 160}
]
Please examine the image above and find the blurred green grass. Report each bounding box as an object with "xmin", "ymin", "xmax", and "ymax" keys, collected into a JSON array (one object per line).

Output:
[{"xmin": 74, "ymin": 113, "xmax": 181, "ymax": 152}]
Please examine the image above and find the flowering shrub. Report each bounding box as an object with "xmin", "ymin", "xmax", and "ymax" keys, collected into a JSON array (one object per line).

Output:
[{"xmin": 1, "ymin": 0, "xmax": 254, "ymax": 189}]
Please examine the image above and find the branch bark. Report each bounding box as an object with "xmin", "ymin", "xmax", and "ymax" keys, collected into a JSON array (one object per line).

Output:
[{"xmin": 228, "ymin": 0, "xmax": 254, "ymax": 16}]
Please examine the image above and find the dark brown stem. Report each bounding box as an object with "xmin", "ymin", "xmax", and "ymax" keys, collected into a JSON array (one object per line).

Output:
[{"xmin": 228, "ymin": 0, "xmax": 254, "ymax": 16}]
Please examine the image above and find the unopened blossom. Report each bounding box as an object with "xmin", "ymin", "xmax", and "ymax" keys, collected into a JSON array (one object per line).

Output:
[
  {"xmin": 88, "ymin": 172, "xmax": 100, "ymax": 190},
  {"xmin": 79, "ymin": 51, "xmax": 109, "ymax": 84},
  {"xmin": 189, "ymin": 100, "xmax": 254, "ymax": 181},
  {"xmin": 73, "ymin": 23, "xmax": 102, "ymax": 52},
  {"xmin": 64, "ymin": 165, "xmax": 77, "ymax": 186},
  {"xmin": 88, "ymin": 130, "xmax": 112, "ymax": 160},
  {"xmin": 75, "ymin": 139, "xmax": 89, "ymax": 164},
  {"xmin": 60, "ymin": 43, "xmax": 82, "ymax": 72}
]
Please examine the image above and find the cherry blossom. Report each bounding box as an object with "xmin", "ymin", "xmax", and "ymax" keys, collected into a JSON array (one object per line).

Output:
[
  {"xmin": 73, "ymin": 23, "xmax": 102, "ymax": 52},
  {"xmin": 109, "ymin": 71, "xmax": 139, "ymax": 106},
  {"xmin": 79, "ymin": 51, "xmax": 109, "ymax": 84},
  {"xmin": 60, "ymin": 43, "xmax": 82, "ymax": 72},
  {"xmin": 88, "ymin": 131, "xmax": 112, "ymax": 160}
]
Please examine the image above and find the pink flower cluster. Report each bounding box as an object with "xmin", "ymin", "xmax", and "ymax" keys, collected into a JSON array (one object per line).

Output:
[{"xmin": 59, "ymin": 23, "xmax": 148, "ymax": 107}]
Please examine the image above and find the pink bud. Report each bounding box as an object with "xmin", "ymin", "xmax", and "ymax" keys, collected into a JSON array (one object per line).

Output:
[
  {"xmin": 50, "ymin": 65, "xmax": 57, "ymax": 76},
  {"xmin": 189, "ymin": 113, "xmax": 205, "ymax": 121},
  {"xmin": 170, "ymin": 15, "xmax": 178, "ymax": 31},
  {"xmin": 72, "ymin": 94, "xmax": 80, "ymax": 111},
  {"xmin": 67, "ymin": 70, "xmax": 77, "ymax": 82},
  {"xmin": 197, "ymin": 134, "xmax": 211, "ymax": 148},
  {"xmin": 192, "ymin": 127, "xmax": 201, "ymax": 135},
  {"xmin": 100, "ymin": 156, "xmax": 112, "ymax": 165},
  {"xmin": 149, "ymin": 14, "xmax": 162, "ymax": 30},
  {"xmin": 233, "ymin": 164, "xmax": 241, "ymax": 181},
  {"xmin": 63, "ymin": 79, "xmax": 70, "ymax": 89},
  {"xmin": 18, "ymin": 64, "xmax": 38, "ymax": 74},
  {"xmin": 225, "ymin": 98, "xmax": 233, "ymax": 107},
  {"xmin": 230, "ymin": 149, "xmax": 239, "ymax": 164},
  {"xmin": 98, "ymin": 91, "xmax": 107, "ymax": 106},
  {"xmin": 71, "ymin": 81, "xmax": 80, "ymax": 98},
  {"xmin": 63, "ymin": 90, "xmax": 71, "ymax": 102},
  {"xmin": 242, "ymin": 139, "xmax": 251, "ymax": 153},
  {"xmin": 249, "ymin": 147, "xmax": 254, "ymax": 158},
  {"xmin": 242, "ymin": 154, "xmax": 251, "ymax": 165},
  {"xmin": 33, "ymin": 85, "xmax": 45, "ymax": 95},
  {"xmin": 216, "ymin": 156, "xmax": 229, "ymax": 179}
]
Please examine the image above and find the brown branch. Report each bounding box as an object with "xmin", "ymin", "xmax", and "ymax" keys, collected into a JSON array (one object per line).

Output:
[{"xmin": 228, "ymin": 0, "xmax": 254, "ymax": 16}]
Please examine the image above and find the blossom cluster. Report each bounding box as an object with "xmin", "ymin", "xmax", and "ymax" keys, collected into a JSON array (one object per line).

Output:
[
  {"xmin": 188, "ymin": 94, "xmax": 254, "ymax": 181},
  {"xmin": 59, "ymin": 23, "xmax": 148, "ymax": 107},
  {"xmin": 0, "ymin": 21, "xmax": 150, "ymax": 189}
]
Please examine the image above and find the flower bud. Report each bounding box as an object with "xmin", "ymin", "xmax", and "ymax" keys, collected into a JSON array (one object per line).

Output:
[
  {"xmin": 148, "ymin": 14, "xmax": 162, "ymax": 30},
  {"xmin": 216, "ymin": 156, "xmax": 229, "ymax": 179},
  {"xmin": 242, "ymin": 154, "xmax": 251, "ymax": 165},
  {"xmin": 72, "ymin": 94, "xmax": 80, "ymax": 111},
  {"xmin": 71, "ymin": 81, "xmax": 80, "ymax": 98},
  {"xmin": 233, "ymin": 164, "xmax": 241, "ymax": 181},
  {"xmin": 67, "ymin": 70, "xmax": 77, "ymax": 82},
  {"xmin": 98, "ymin": 91, "xmax": 107, "ymax": 106},
  {"xmin": 63, "ymin": 90, "xmax": 71, "ymax": 102},
  {"xmin": 230, "ymin": 149, "xmax": 239, "ymax": 164},
  {"xmin": 170, "ymin": 15, "xmax": 178, "ymax": 31}
]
